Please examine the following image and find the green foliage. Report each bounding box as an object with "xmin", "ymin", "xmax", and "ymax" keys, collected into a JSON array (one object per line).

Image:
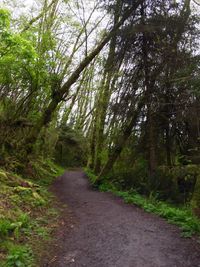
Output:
[
  {"xmin": 0, "ymin": 159, "xmax": 64, "ymax": 266},
  {"xmin": 0, "ymin": 9, "xmax": 10, "ymax": 29},
  {"xmin": 55, "ymin": 125, "xmax": 88, "ymax": 167},
  {"xmin": 4, "ymin": 244, "xmax": 33, "ymax": 267},
  {"xmin": 0, "ymin": 219, "xmax": 12, "ymax": 238},
  {"xmin": 0, "ymin": 0, "xmax": 199, "ymax": 263},
  {"xmin": 84, "ymin": 167, "xmax": 97, "ymax": 184},
  {"xmin": 108, "ymin": 161, "xmax": 200, "ymax": 204},
  {"xmin": 110, "ymin": 157, "xmax": 149, "ymax": 192},
  {"xmin": 0, "ymin": 213, "xmax": 30, "ymax": 241},
  {"xmin": 0, "ymin": 9, "xmax": 37, "ymax": 90}
]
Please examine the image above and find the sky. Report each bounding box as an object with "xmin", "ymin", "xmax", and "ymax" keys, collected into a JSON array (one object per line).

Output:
[
  {"xmin": 194, "ymin": 0, "xmax": 200, "ymax": 4},
  {"xmin": 0, "ymin": 0, "xmax": 99, "ymax": 16},
  {"xmin": 0, "ymin": 0, "xmax": 199, "ymax": 17}
]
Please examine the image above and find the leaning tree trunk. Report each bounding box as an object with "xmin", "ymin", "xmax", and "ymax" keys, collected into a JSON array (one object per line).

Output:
[
  {"xmin": 25, "ymin": 0, "xmax": 144, "ymax": 152},
  {"xmin": 94, "ymin": 0, "xmax": 121, "ymax": 174},
  {"xmin": 97, "ymin": 95, "xmax": 146, "ymax": 180}
]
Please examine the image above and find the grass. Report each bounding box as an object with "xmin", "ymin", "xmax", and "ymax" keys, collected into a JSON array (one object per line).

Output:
[
  {"xmin": 85, "ymin": 168, "xmax": 200, "ymax": 237},
  {"xmin": 0, "ymin": 158, "xmax": 65, "ymax": 267}
]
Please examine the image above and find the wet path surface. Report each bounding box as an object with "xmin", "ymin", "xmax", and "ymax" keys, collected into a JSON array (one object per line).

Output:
[{"xmin": 48, "ymin": 171, "xmax": 200, "ymax": 267}]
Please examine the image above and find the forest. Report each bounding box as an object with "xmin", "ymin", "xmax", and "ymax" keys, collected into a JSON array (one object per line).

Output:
[{"xmin": 0, "ymin": 0, "xmax": 200, "ymax": 266}]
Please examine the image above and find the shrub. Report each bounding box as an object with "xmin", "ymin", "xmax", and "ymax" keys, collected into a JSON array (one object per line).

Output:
[
  {"xmin": 109, "ymin": 163, "xmax": 200, "ymax": 204},
  {"xmin": 5, "ymin": 244, "xmax": 33, "ymax": 267}
]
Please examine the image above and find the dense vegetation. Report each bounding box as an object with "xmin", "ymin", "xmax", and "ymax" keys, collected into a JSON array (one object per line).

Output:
[
  {"xmin": 0, "ymin": 0, "xmax": 200, "ymax": 265},
  {"xmin": 0, "ymin": 159, "xmax": 64, "ymax": 266}
]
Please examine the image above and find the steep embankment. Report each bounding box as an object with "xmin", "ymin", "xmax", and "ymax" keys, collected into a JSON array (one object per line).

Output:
[{"xmin": 0, "ymin": 160, "xmax": 64, "ymax": 267}]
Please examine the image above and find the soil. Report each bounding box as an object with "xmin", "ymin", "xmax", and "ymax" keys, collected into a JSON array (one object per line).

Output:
[{"xmin": 42, "ymin": 170, "xmax": 200, "ymax": 267}]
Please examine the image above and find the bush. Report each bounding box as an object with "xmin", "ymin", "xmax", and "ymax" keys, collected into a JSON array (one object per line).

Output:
[
  {"xmin": 0, "ymin": 219, "xmax": 12, "ymax": 238},
  {"xmin": 0, "ymin": 160, "xmax": 64, "ymax": 266},
  {"xmin": 109, "ymin": 162, "xmax": 200, "ymax": 204},
  {"xmin": 110, "ymin": 158, "xmax": 149, "ymax": 192},
  {"xmin": 5, "ymin": 244, "xmax": 33, "ymax": 267},
  {"xmin": 54, "ymin": 125, "xmax": 88, "ymax": 167}
]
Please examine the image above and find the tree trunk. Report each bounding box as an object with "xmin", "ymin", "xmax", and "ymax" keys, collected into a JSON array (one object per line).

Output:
[
  {"xmin": 25, "ymin": 0, "xmax": 144, "ymax": 149},
  {"xmin": 147, "ymin": 108, "xmax": 157, "ymax": 176},
  {"xmin": 93, "ymin": 0, "xmax": 121, "ymax": 174},
  {"xmin": 97, "ymin": 95, "xmax": 146, "ymax": 180},
  {"xmin": 165, "ymin": 124, "xmax": 172, "ymax": 166}
]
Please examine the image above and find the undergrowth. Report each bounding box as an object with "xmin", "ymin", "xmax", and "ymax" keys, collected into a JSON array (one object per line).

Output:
[
  {"xmin": 0, "ymin": 158, "xmax": 64, "ymax": 267},
  {"xmin": 85, "ymin": 168, "xmax": 200, "ymax": 237}
]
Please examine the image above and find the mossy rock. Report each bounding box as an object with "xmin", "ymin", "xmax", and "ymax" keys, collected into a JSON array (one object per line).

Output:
[
  {"xmin": 0, "ymin": 170, "xmax": 8, "ymax": 182},
  {"xmin": 14, "ymin": 186, "xmax": 33, "ymax": 196},
  {"xmin": 0, "ymin": 169, "xmax": 34, "ymax": 188}
]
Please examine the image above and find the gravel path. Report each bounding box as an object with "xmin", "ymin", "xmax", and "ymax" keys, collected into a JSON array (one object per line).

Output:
[{"xmin": 47, "ymin": 170, "xmax": 200, "ymax": 267}]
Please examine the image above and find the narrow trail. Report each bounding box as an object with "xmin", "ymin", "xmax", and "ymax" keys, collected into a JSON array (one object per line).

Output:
[{"xmin": 47, "ymin": 170, "xmax": 200, "ymax": 267}]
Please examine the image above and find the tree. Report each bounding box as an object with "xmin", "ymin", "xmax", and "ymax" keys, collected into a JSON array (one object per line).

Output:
[
  {"xmin": 97, "ymin": 0, "xmax": 198, "ymax": 180},
  {"xmin": 24, "ymin": 0, "xmax": 145, "ymax": 152}
]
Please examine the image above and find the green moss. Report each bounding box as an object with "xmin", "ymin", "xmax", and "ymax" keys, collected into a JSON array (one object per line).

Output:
[
  {"xmin": 0, "ymin": 171, "xmax": 7, "ymax": 182},
  {"xmin": 0, "ymin": 159, "xmax": 64, "ymax": 266}
]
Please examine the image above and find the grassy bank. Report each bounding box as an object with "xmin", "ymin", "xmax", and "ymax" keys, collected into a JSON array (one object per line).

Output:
[
  {"xmin": 85, "ymin": 168, "xmax": 200, "ymax": 237},
  {"xmin": 0, "ymin": 158, "xmax": 64, "ymax": 267}
]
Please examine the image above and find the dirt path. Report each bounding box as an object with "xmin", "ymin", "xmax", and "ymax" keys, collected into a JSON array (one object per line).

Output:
[{"xmin": 47, "ymin": 170, "xmax": 200, "ymax": 267}]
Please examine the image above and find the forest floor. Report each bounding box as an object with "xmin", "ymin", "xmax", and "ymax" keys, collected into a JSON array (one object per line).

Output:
[{"xmin": 43, "ymin": 170, "xmax": 200, "ymax": 267}]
